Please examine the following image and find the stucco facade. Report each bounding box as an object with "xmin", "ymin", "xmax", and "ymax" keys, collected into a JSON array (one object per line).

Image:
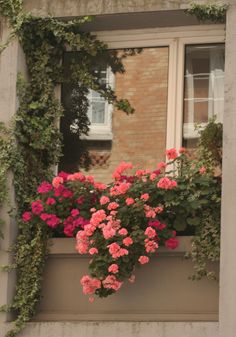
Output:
[{"xmin": 1, "ymin": 1, "xmax": 236, "ymax": 337}]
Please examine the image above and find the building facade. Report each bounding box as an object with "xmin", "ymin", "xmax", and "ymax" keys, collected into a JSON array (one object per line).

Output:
[{"xmin": 1, "ymin": 1, "xmax": 236, "ymax": 337}]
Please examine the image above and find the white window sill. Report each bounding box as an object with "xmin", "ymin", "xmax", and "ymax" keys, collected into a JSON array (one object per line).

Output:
[{"xmin": 81, "ymin": 132, "xmax": 113, "ymax": 141}]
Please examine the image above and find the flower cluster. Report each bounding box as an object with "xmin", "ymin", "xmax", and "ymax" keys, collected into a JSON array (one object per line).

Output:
[
  {"xmin": 22, "ymin": 171, "xmax": 105, "ymax": 237},
  {"xmin": 22, "ymin": 148, "xmax": 215, "ymax": 301}
]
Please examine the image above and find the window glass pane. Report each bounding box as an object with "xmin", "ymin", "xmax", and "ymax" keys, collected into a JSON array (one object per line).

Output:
[
  {"xmin": 91, "ymin": 100, "xmax": 105, "ymax": 123},
  {"xmin": 183, "ymin": 44, "xmax": 225, "ymax": 148}
]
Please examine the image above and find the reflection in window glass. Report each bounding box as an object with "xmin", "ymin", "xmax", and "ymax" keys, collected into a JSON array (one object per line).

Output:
[
  {"xmin": 87, "ymin": 69, "xmax": 107, "ymax": 125},
  {"xmin": 183, "ymin": 44, "xmax": 225, "ymax": 148}
]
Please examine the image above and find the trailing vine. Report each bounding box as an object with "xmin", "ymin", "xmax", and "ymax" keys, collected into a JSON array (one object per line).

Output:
[
  {"xmin": 186, "ymin": 2, "xmax": 228, "ymax": 23},
  {"xmin": 0, "ymin": 1, "xmax": 135, "ymax": 336},
  {"xmin": 186, "ymin": 120, "xmax": 222, "ymax": 280}
]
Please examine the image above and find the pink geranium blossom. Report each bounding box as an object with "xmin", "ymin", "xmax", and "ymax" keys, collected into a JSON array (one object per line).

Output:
[
  {"xmin": 138, "ymin": 256, "xmax": 149, "ymax": 264},
  {"xmin": 22, "ymin": 211, "xmax": 31, "ymax": 222},
  {"xmin": 157, "ymin": 177, "xmax": 177, "ymax": 190},
  {"xmin": 31, "ymin": 200, "xmax": 44, "ymax": 215},
  {"xmin": 199, "ymin": 166, "xmax": 206, "ymax": 174},
  {"xmin": 165, "ymin": 237, "xmax": 179, "ymax": 249},
  {"xmin": 100, "ymin": 196, "xmax": 110, "ymax": 205},
  {"xmin": 166, "ymin": 148, "xmax": 178, "ymax": 160},
  {"xmin": 144, "ymin": 227, "xmax": 156, "ymax": 238},
  {"xmin": 118, "ymin": 228, "xmax": 128, "ymax": 236},
  {"xmin": 108, "ymin": 264, "xmax": 119, "ymax": 274},
  {"xmin": 125, "ymin": 197, "xmax": 135, "ymax": 205},
  {"xmin": 89, "ymin": 248, "xmax": 98, "ymax": 255},
  {"xmin": 141, "ymin": 193, "xmax": 149, "ymax": 201},
  {"xmin": 37, "ymin": 181, "xmax": 52, "ymax": 194},
  {"xmin": 123, "ymin": 237, "xmax": 133, "ymax": 246},
  {"xmin": 52, "ymin": 176, "xmax": 63, "ymax": 188}
]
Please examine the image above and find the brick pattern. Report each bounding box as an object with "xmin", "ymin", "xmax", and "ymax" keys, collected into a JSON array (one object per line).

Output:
[{"xmin": 87, "ymin": 47, "xmax": 169, "ymax": 183}]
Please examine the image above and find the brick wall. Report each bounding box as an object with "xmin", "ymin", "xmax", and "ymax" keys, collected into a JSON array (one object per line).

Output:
[{"xmin": 87, "ymin": 47, "xmax": 169, "ymax": 183}]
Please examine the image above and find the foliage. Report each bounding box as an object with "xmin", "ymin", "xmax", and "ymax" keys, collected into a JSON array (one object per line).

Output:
[
  {"xmin": 0, "ymin": 1, "xmax": 135, "ymax": 336},
  {"xmin": 197, "ymin": 118, "xmax": 223, "ymax": 168},
  {"xmin": 0, "ymin": 123, "xmax": 15, "ymax": 238},
  {"xmin": 22, "ymin": 148, "xmax": 221, "ymax": 300},
  {"xmin": 186, "ymin": 3, "xmax": 228, "ymax": 23},
  {"xmin": 186, "ymin": 120, "xmax": 222, "ymax": 280}
]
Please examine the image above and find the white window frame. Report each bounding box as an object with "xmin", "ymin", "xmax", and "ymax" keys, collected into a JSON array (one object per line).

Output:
[
  {"xmin": 94, "ymin": 24, "xmax": 225, "ymax": 150},
  {"xmin": 84, "ymin": 67, "xmax": 115, "ymax": 141}
]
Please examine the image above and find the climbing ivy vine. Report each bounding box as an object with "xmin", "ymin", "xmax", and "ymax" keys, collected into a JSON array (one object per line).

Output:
[{"xmin": 0, "ymin": 1, "xmax": 135, "ymax": 336}]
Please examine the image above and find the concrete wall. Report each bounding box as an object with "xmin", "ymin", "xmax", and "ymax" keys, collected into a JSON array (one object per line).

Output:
[
  {"xmin": 219, "ymin": 3, "xmax": 236, "ymax": 337},
  {"xmin": 22, "ymin": 0, "xmax": 204, "ymax": 17},
  {"xmin": 0, "ymin": 322, "xmax": 218, "ymax": 337}
]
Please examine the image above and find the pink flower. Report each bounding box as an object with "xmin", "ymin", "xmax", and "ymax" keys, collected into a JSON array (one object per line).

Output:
[
  {"xmin": 141, "ymin": 193, "xmax": 149, "ymax": 201},
  {"xmin": 102, "ymin": 225, "xmax": 116, "ymax": 239},
  {"xmin": 112, "ymin": 162, "xmax": 133, "ymax": 180},
  {"xmin": 86, "ymin": 175, "xmax": 94, "ymax": 184},
  {"xmin": 138, "ymin": 256, "xmax": 149, "ymax": 264},
  {"xmin": 157, "ymin": 177, "xmax": 177, "ymax": 190},
  {"xmin": 58, "ymin": 171, "xmax": 69, "ymax": 180},
  {"xmin": 100, "ymin": 196, "xmax": 110, "ymax": 205},
  {"xmin": 165, "ymin": 237, "xmax": 179, "ymax": 249},
  {"xmin": 89, "ymin": 247, "xmax": 98, "ymax": 255},
  {"xmin": 118, "ymin": 228, "xmax": 128, "ymax": 236},
  {"xmin": 107, "ymin": 202, "xmax": 119, "ymax": 210},
  {"xmin": 144, "ymin": 227, "xmax": 156, "ymax": 238},
  {"xmin": 22, "ymin": 211, "xmax": 31, "ymax": 222},
  {"xmin": 107, "ymin": 242, "xmax": 120, "ymax": 255},
  {"xmin": 46, "ymin": 197, "xmax": 56, "ymax": 205},
  {"xmin": 145, "ymin": 240, "xmax": 158, "ymax": 253},
  {"xmin": 166, "ymin": 148, "xmax": 178, "ymax": 160},
  {"xmin": 125, "ymin": 197, "xmax": 135, "ymax": 205},
  {"xmin": 150, "ymin": 173, "xmax": 157, "ymax": 181},
  {"xmin": 77, "ymin": 196, "xmax": 85, "ymax": 204},
  {"xmin": 108, "ymin": 264, "xmax": 119, "ymax": 274},
  {"xmin": 123, "ymin": 237, "xmax": 133, "ymax": 246},
  {"xmin": 199, "ymin": 166, "xmax": 206, "ymax": 174},
  {"xmin": 155, "ymin": 206, "xmax": 164, "ymax": 214},
  {"xmin": 144, "ymin": 205, "xmax": 156, "ymax": 218},
  {"xmin": 94, "ymin": 182, "xmax": 107, "ymax": 190},
  {"xmin": 71, "ymin": 209, "xmax": 80, "ymax": 217},
  {"xmin": 52, "ymin": 176, "xmax": 63, "ymax": 188},
  {"xmin": 31, "ymin": 200, "xmax": 44, "ymax": 215},
  {"xmin": 119, "ymin": 248, "xmax": 129, "ymax": 257},
  {"xmin": 37, "ymin": 181, "xmax": 52, "ymax": 194},
  {"xmin": 80, "ymin": 275, "xmax": 101, "ymax": 294},
  {"xmin": 179, "ymin": 147, "xmax": 187, "ymax": 154},
  {"xmin": 157, "ymin": 162, "xmax": 167, "ymax": 170},
  {"xmin": 89, "ymin": 297, "xmax": 95, "ymax": 303},
  {"xmin": 148, "ymin": 220, "xmax": 166, "ymax": 230},
  {"xmin": 110, "ymin": 182, "xmax": 131, "ymax": 196},
  {"xmin": 67, "ymin": 172, "xmax": 85, "ymax": 182},
  {"xmin": 103, "ymin": 275, "xmax": 123, "ymax": 291},
  {"xmin": 64, "ymin": 224, "xmax": 74, "ymax": 237}
]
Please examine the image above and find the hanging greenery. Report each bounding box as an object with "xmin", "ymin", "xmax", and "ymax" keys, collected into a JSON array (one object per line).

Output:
[
  {"xmin": 186, "ymin": 120, "xmax": 222, "ymax": 280},
  {"xmin": 186, "ymin": 3, "xmax": 228, "ymax": 23}
]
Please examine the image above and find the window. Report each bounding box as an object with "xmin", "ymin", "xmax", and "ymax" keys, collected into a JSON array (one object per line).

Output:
[
  {"xmin": 85, "ymin": 67, "xmax": 114, "ymax": 140},
  {"xmin": 182, "ymin": 44, "xmax": 225, "ymax": 148},
  {"xmin": 59, "ymin": 26, "xmax": 225, "ymax": 177}
]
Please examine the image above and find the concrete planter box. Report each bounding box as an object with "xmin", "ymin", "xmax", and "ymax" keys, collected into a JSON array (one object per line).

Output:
[{"xmin": 34, "ymin": 237, "xmax": 219, "ymax": 322}]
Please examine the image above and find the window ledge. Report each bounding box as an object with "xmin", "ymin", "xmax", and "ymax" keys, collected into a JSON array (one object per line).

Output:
[{"xmin": 81, "ymin": 132, "xmax": 113, "ymax": 141}]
